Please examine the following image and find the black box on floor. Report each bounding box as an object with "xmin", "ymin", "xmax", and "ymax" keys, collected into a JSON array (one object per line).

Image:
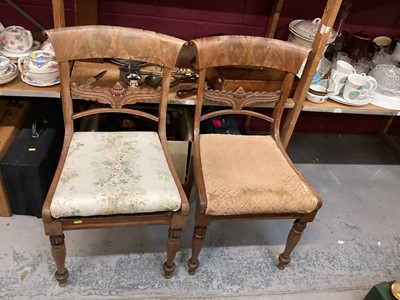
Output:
[
  {"xmin": 0, "ymin": 100, "xmax": 64, "ymax": 217},
  {"xmin": 0, "ymin": 124, "xmax": 63, "ymax": 217}
]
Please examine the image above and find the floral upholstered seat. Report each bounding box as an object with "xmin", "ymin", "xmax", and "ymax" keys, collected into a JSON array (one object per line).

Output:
[{"xmin": 51, "ymin": 131, "xmax": 182, "ymax": 218}]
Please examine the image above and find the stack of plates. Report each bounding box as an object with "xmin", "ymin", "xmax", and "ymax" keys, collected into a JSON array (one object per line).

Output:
[
  {"xmin": 0, "ymin": 62, "xmax": 18, "ymax": 85},
  {"xmin": 288, "ymin": 18, "xmax": 336, "ymax": 48}
]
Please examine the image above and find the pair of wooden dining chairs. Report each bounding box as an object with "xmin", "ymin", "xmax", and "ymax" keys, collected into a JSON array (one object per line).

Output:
[{"xmin": 43, "ymin": 25, "xmax": 321, "ymax": 286}]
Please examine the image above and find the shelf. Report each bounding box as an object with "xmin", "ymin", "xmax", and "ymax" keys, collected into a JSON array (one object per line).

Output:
[
  {"xmin": 302, "ymin": 99, "xmax": 400, "ymax": 116},
  {"xmin": 0, "ymin": 74, "xmax": 61, "ymax": 98},
  {"xmin": 71, "ymin": 62, "xmax": 400, "ymax": 115}
]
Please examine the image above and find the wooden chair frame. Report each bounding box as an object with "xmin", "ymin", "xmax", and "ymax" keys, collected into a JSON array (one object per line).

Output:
[
  {"xmin": 187, "ymin": 35, "xmax": 322, "ymax": 274},
  {"xmin": 42, "ymin": 25, "xmax": 189, "ymax": 286}
]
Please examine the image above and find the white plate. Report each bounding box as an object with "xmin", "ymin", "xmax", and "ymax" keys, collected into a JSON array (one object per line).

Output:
[
  {"xmin": 329, "ymin": 94, "xmax": 373, "ymax": 106},
  {"xmin": 371, "ymin": 92, "xmax": 400, "ymax": 110},
  {"xmin": 0, "ymin": 41, "xmax": 41, "ymax": 58},
  {"xmin": 21, "ymin": 72, "xmax": 60, "ymax": 87}
]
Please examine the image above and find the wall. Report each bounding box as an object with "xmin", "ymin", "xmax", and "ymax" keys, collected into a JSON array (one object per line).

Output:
[
  {"xmin": 1, "ymin": 0, "xmax": 400, "ymax": 40},
  {"xmin": 1, "ymin": 0, "xmax": 399, "ymax": 135}
]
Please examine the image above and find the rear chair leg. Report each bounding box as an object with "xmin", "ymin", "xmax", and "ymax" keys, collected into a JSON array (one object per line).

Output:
[
  {"xmin": 188, "ymin": 226, "xmax": 207, "ymax": 275},
  {"xmin": 50, "ymin": 234, "xmax": 69, "ymax": 287},
  {"xmin": 163, "ymin": 228, "xmax": 182, "ymax": 279},
  {"xmin": 278, "ymin": 219, "xmax": 307, "ymax": 270}
]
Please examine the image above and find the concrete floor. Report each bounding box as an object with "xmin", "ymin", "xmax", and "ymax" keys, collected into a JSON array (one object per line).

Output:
[{"xmin": 0, "ymin": 133, "xmax": 399, "ymax": 299}]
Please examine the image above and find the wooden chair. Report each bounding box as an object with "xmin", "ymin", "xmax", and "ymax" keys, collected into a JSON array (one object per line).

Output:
[
  {"xmin": 188, "ymin": 35, "xmax": 321, "ymax": 274},
  {"xmin": 42, "ymin": 25, "xmax": 189, "ymax": 286}
]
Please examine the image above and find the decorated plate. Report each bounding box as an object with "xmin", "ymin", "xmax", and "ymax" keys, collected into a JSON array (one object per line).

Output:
[
  {"xmin": 21, "ymin": 72, "xmax": 60, "ymax": 87},
  {"xmin": 0, "ymin": 41, "xmax": 41, "ymax": 58}
]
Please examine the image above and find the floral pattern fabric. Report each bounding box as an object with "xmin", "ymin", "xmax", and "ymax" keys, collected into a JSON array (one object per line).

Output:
[{"xmin": 50, "ymin": 131, "xmax": 182, "ymax": 218}]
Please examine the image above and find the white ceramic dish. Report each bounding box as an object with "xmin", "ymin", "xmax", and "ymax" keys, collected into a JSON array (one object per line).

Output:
[
  {"xmin": 0, "ymin": 41, "xmax": 40, "ymax": 58},
  {"xmin": 371, "ymin": 91, "xmax": 400, "ymax": 110},
  {"xmin": 21, "ymin": 72, "xmax": 60, "ymax": 87},
  {"xmin": 329, "ymin": 94, "xmax": 373, "ymax": 106},
  {"xmin": 289, "ymin": 18, "xmax": 336, "ymax": 43},
  {"xmin": 307, "ymin": 91, "xmax": 328, "ymax": 103},
  {"xmin": 0, "ymin": 63, "xmax": 18, "ymax": 85}
]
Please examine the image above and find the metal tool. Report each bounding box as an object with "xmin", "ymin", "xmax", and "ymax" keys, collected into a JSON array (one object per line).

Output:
[
  {"xmin": 176, "ymin": 87, "xmax": 198, "ymax": 98},
  {"xmin": 84, "ymin": 70, "xmax": 107, "ymax": 85},
  {"xmin": 170, "ymin": 75, "xmax": 198, "ymax": 87}
]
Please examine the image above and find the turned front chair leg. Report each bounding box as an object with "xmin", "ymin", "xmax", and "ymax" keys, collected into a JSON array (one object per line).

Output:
[
  {"xmin": 188, "ymin": 226, "xmax": 207, "ymax": 275},
  {"xmin": 277, "ymin": 220, "xmax": 306, "ymax": 270},
  {"xmin": 163, "ymin": 228, "xmax": 182, "ymax": 279},
  {"xmin": 50, "ymin": 234, "xmax": 69, "ymax": 287}
]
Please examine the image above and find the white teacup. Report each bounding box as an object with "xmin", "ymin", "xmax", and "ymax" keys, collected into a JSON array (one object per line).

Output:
[
  {"xmin": 18, "ymin": 50, "xmax": 58, "ymax": 73},
  {"xmin": 0, "ymin": 55, "xmax": 11, "ymax": 77},
  {"xmin": 23, "ymin": 69, "xmax": 59, "ymax": 84},
  {"xmin": 330, "ymin": 69, "xmax": 348, "ymax": 95},
  {"xmin": 19, "ymin": 50, "xmax": 59, "ymax": 83},
  {"xmin": 343, "ymin": 74, "xmax": 377, "ymax": 101},
  {"xmin": 0, "ymin": 25, "xmax": 33, "ymax": 53},
  {"xmin": 336, "ymin": 60, "xmax": 356, "ymax": 75},
  {"xmin": 346, "ymin": 73, "xmax": 367, "ymax": 89},
  {"xmin": 343, "ymin": 85, "xmax": 364, "ymax": 101}
]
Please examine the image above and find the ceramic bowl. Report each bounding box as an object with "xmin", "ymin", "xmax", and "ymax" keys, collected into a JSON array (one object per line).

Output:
[
  {"xmin": 307, "ymin": 84, "xmax": 329, "ymax": 103},
  {"xmin": 369, "ymin": 64, "xmax": 400, "ymax": 96}
]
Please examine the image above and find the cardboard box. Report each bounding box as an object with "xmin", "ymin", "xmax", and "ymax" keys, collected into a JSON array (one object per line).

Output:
[
  {"xmin": 0, "ymin": 100, "xmax": 32, "ymax": 217},
  {"xmin": 167, "ymin": 140, "xmax": 190, "ymax": 184},
  {"xmin": 206, "ymin": 66, "xmax": 298, "ymax": 96}
]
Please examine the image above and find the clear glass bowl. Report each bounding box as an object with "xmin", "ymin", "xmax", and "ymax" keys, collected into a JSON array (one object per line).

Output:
[{"xmin": 369, "ymin": 64, "xmax": 400, "ymax": 96}]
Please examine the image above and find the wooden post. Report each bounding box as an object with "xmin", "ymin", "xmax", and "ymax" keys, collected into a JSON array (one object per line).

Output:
[
  {"xmin": 379, "ymin": 116, "xmax": 400, "ymax": 159},
  {"xmin": 281, "ymin": 0, "xmax": 343, "ymax": 148},
  {"xmin": 52, "ymin": 0, "xmax": 65, "ymax": 28},
  {"xmin": 265, "ymin": 0, "xmax": 284, "ymax": 38}
]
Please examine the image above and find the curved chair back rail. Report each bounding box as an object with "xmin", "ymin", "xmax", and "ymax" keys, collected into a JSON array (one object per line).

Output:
[
  {"xmin": 46, "ymin": 25, "xmax": 184, "ymax": 68},
  {"xmin": 191, "ymin": 35, "xmax": 309, "ymax": 73}
]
